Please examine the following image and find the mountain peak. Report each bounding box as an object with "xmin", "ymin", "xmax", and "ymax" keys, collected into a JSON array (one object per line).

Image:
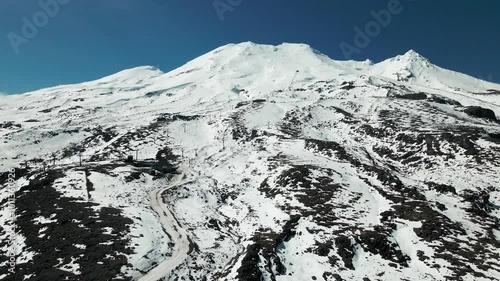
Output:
[
  {"xmin": 88, "ymin": 66, "xmax": 164, "ymax": 85},
  {"xmin": 403, "ymin": 49, "xmax": 422, "ymax": 57},
  {"xmin": 116, "ymin": 65, "xmax": 163, "ymax": 75},
  {"xmin": 395, "ymin": 49, "xmax": 431, "ymax": 66},
  {"xmin": 369, "ymin": 49, "xmax": 435, "ymax": 83},
  {"xmin": 214, "ymin": 42, "xmax": 322, "ymax": 56}
]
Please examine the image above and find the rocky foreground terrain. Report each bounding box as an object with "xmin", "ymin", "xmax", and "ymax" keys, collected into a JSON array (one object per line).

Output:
[{"xmin": 1, "ymin": 43, "xmax": 499, "ymax": 281}]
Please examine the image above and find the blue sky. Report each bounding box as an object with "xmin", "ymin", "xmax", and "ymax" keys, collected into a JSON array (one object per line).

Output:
[{"xmin": 1, "ymin": 0, "xmax": 499, "ymax": 94}]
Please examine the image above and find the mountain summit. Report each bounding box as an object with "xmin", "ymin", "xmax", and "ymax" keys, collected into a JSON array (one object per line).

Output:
[
  {"xmin": 400, "ymin": 49, "xmax": 430, "ymax": 62},
  {"xmin": 14, "ymin": 43, "xmax": 499, "ymax": 100}
]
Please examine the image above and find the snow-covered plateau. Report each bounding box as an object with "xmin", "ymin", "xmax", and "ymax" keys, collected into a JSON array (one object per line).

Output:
[{"xmin": 1, "ymin": 42, "xmax": 499, "ymax": 281}]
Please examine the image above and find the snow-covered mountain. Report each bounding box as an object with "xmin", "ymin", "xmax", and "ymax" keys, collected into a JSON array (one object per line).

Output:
[{"xmin": 1, "ymin": 42, "xmax": 500, "ymax": 281}]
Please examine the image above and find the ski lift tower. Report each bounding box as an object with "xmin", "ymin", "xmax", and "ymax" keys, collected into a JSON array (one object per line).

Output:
[{"xmin": 288, "ymin": 70, "xmax": 300, "ymax": 91}]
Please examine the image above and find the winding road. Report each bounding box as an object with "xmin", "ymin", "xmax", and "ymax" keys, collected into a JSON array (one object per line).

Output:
[{"xmin": 138, "ymin": 173, "xmax": 190, "ymax": 281}]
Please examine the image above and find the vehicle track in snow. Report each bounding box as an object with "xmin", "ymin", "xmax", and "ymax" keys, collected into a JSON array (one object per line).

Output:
[{"xmin": 138, "ymin": 172, "xmax": 191, "ymax": 281}]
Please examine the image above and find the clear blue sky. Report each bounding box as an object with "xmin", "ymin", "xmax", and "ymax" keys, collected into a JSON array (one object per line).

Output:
[{"xmin": 1, "ymin": 0, "xmax": 499, "ymax": 94}]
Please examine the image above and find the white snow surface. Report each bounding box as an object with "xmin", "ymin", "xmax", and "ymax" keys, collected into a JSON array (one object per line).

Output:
[{"xmin": 1, "ymin": 42, "xmax": 500, "ymax": 281}]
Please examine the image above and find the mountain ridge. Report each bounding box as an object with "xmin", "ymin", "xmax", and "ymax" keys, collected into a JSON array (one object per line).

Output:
[{"xmin": 10, "ymin": 42, "xmax": 500, "ymax": 98}]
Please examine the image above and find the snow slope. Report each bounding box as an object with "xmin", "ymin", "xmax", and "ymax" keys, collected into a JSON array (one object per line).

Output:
[{"xmin": 1, "ymin": 42, "xmax": 500, "ymax": 281}]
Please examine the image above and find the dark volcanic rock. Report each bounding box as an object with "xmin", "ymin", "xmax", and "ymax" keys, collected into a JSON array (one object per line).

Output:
[
  {"xmin": 236, "ymin": 217, "xmax": 301, "ymax": 281},
  {"xmin": 334, "ymin": 236, "xmax": 355, "ymax": 270},
  {"xmin": 389, "ymin": 91, "xmax": 427, "ymax": 100},
  {"xmin": 1, "ymin": 169, "xmax": 134, "ymax": 281},
  {"xmin": 426, "ymin": 182, "xmax": 457, "ymax": 195},
  {"xmin": 464, "ymin": 106, "xmax": 497, "ymax": 121},
  {"xmin": 462, "ymin": 189, "xmax": 493, "ymax": 217},
  {"xmin": 356, "ymin": 229, "xmax": 409, "ymax": 267},
  {"xmin": 427, "ymin": 95, "xmax": 462, "ymax": 106}
]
